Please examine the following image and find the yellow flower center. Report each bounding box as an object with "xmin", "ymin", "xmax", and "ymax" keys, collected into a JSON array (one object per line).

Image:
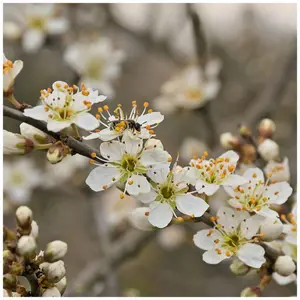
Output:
[{"xmin": 3, "ymin": 60, "xmax": 13, "ymax": 73}]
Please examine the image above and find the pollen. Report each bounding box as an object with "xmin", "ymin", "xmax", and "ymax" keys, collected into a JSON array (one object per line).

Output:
[
  {"xmin": 259, "ymin": 233, "xmax": 264, "ymax": 238},
  {"xmin": 203, "ymin": 151, "xmax": 208, "ymax": 157},
  {"xmin": 98, "ymin": 107, "xmax": 103, "ymax": 113},
  {"xmin": 120, "ymin": 193, "xmax": 125, "ymax": 199},
  {"xmin": 132, "ymin": 100, "xmax": 137, "ymax": 106},
  {"xmin": 149, "ymin": 130, "xmax": 155, "ymax": 135},
  {"xmin": 82, "ymin": 90, "xmax": 89, "ymax": 96},
  {"xmin": 207, "ymin": 229, "xmax": 214, "ymax": 237},
  {"xmin": 252, "ymin": 173, "xmax": 257, "ymax": 178},
  {"xmin": 44, "ymin": 107, "xmax": 49, "ymax": 112},
  {"xmin": 274, "ymin": 191, "xmax": 279, "ymax": 195},
  {"xmin": 266, "ymin": 173, "xmax": 272, "ymax": 178},
  {"xmin": 85, "ymin": 101, "xmax": 92, "ymax": 109},
  {"xmin": 128, "ymin": 179, "xmax": 134, "ymax": 185},
  {"xmin": 145, "ymin": 212, "xmax": 149, "ymax": 216},
  {"xmin": 210, "ymin": 216, "xmax": 216, "ymax": 222},
  {"xmin": 148, "ymin": 109, "xmax": 153, "ymax": 113},
  {"xmin": 216, "ymin": 248, "xmax": 222, "ymax": 255},
  {"xmin": 102, "ymin": 185, "xmax": 108, "ymax": 190},
  {"xmin": 280, "ymin": 214, "xmax": 287, "ymax": 221},
  {"xmin": 225, "ymin": 251, "xmax": 231, "ymax": 257},
  {"xmin": 55, "ymin": 83, "xmax": 61, "ymax": 88},
  {"xmin": 228, "ymin": 165, "xmax": 235, "ymax": 172},
  {"xmin": 214, "ymin": 239, "xmax": 219, "ymax": 244},
  {"xmin": 104, "ymin": 105, "xmax": 109, "ymax": 111},
  {"xmin": 89, "ymin": 159, "xmax": 95, "ymax": 164},
  {"xmin": 90, "ymin": 152, "xmax": 97, "ymax": 158},
  {"xmin": 145, "ymin": 125, "xmax": 151, "ymax": 130},
  {"xmin": 143, "ymin": 102, "xmax": 149, "ymax": 107},
  {"xmin": 225, "ymin": 158, "xmax": 229, "ymax": 163},
  {"xmin": 177, "ymin": 217, "xmax": 184, "ymax": 222}
]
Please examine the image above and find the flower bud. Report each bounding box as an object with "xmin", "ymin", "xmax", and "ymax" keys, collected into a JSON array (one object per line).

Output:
[
  {"xmin": 258, "ymin": 139, "xmax": 279, "ymax": 161},
  {"xmin": 258, "ymin": 118, "xmax": 276, "ymax": 138},
  {"xmin": 55, "ymin": 276, "xmax": 67, "ymax": 295},
  {"xmin": 240, "ymin": 287, "xmax": 260, "ymax": 297},
  {"xmin": 17, "ymin": 235, "xmax": 37, "ymax": 259},
  {"xmin": 4, "ymin": 130, "xmax": 34, "ymax": 155},
  {"xmin": 128, "ymin": 207, "xmax": 153, "ymax": 231},
  {"xmin": 241, "ymin": 144, "xmax": 257, "ymax": 164},
  {"xmin": 220, "ymin": 132, "xmax": 239, "ymax": 150},
  {"xmin": 20, "ymin": 123, "xmax": 49, "ymax": 145},
  {"xmin": 260, "ymin": 217, "xmax": 283, "ymax": 241},
  {"xmin": 40, "ymin": 262, "xmax": 51, "ymax": 273},
  {"xmin": 44, "ymin": 241, "xmax": 68, "ymax": 262},
  {"xmin": 3, "ymin": 273, "xmax": 17, "ymax": 290},
  {"xmin": 46, "ymin": 142, "xmax": 68, "ymax": 164},
  {"xmin": 274, "ymin": 255, "xmax": 296, "ymax": 276},
  {"xmin": 16, "ymin": 206, "xmax": 33, "ymax": 228},
  {"xmin": 30, "ymin": 220, "xmax": 39, "ymax": 239},
  {"xmin": 42, "ymin": 287, "xmax": 61, "ymax": 297},
  {"xmin": 230, "ymin": 259, "xmax": 250, "ymax": 276},
  {"xmin": 144, "ymin": 138, "xmax": 164, "ymax": 150},
  {"xmin": 45, "ymin": 260, "xmax": 66, "ymax": 283},
  {"xmin": 239, "ymin": 125, "xmax": 252, "ymax": 138},
  {"xmin": 3, "ymin": 249, "xmax": 15, "ymax": 265}
]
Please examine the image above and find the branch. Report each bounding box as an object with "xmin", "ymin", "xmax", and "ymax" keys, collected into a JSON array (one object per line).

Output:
[{"xmin": 4, "ymin": 106, "xmax": 102, "ymax": 161}]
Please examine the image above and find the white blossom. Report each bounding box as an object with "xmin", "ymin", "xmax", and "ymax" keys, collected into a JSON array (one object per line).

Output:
[
  {"xmin": 4, "ymin": 159, "xmax": 42, "ymax": 204},
  {"xmin": 15, "ymin": 206, "xmax": 33, "ymax": 227},
  {"xmin": 153, "ymin": 60, "xmax": 221, "ymax": 114},
  {"xmin": 19, "ymin": 123, "xmax": 49, "ymax": 145},
  {"xmin": 179, "ymin": 137, "xmax": 208, "ymax": 162},
  {"xmin": 4, "ymin": 130, "xmax": 33, "ymax": 155},
  {"xmin": 128, "ymin": 207, "xmax": 153, "ymax": 231},
  {"xmin": 274, "ymin": 255, "xmax": 296, "ymax": 276},
  {"xmin": 258, "ymin": 118, "xmax": 276, "ymax": 138},
  {"xmin": 4, "ymin": 4, "xmax": 69, "ymax": 53},
  {"xmin": 264, "ymin": 157, "xmax": 290, "ymax": 182},
  {"xmin": 134, "ymin": 164, "xmax": 209, "ymax": 228},
  {"xmin": 257, "ymin": 139, "xmax": 279, "ymax": 161},
  {"xmin": 281, "ymin": 203, "xmax": 297, "ymax": 246},
  {"xmin": 187, "ymin": 150, "xmax": 247, "ymax": 196},
  {"xmin": 193, "ymin": 207, "xmax": 266, "ymax": 268},
  {"xmin": 30, "ymin": 220, "xmax": 39, "ymax": 239},
  {"xmin": 86, "ymin": 137, "xmax": 171, "ymax": 197},
  {"xmin": 225, "ymin": 168, "xmax": 293, "ymax": 218},
  {"xmin": 220, "ymin": 132, "xmax": 239, "ymax": 150},
  {"xmin": 272, "ymin": 272, "xmax": 297, "ymax": 286},
  {"xmin": 24, "ymin": 81, "xmax": 106, "ymax": 133},
  {"xmin": 3, "ymin": 54, "xmax": 23, "ymax": 92},
  {"xmin": 55, "ymin": 276, "xmax": 67, "ymax": 295},
  {"xmin": 84, "ymin": 102, "xmax": 164, "ymax": 142},
  {"xmin": 45, "ymin": 260, "xmax": 66, "ymax": 284},
  {"xmin": 64, "ymin": 37, "xmax": 125, "ymax": 97},
  {"xmin": 260, "ymin": 217, "xmax": 283, "ymax": 241},
  {"xmin": 17, "ymin": 235, "xmax": 37, "ymax": 258}
]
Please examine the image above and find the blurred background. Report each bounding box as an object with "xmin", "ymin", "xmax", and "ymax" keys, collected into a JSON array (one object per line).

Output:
[{"xmin": 3, "ymin": 3, "xmax": 297, "ymax": 297}]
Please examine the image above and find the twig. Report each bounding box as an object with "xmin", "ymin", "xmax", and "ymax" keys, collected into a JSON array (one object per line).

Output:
[{"xmin": 4, "ymin": 106, "xmax": 102, "ymax": 161}]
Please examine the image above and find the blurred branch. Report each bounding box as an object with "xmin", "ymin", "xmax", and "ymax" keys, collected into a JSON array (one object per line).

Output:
[{"xmin": 4, "ymin": 106, "xmax": 102, "ymax": 161}]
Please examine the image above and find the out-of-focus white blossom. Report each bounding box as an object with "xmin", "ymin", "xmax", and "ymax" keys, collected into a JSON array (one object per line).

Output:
[
  {"xmin": 19, "ymin": 123, "xmax": 49, "ymax": 146},
  {"xmin": 153, "ymin": 60, "xmax": 221, "ymax": 114},
  {"xmin": 30, "ymin": 220, "xmax": 39, "ymax": 239},
  {"xmin": 4, "ymin": 3, "xmax": 69, "ymax": 53},
  {"xmin": 281, "ymin": 203, "xmax": 297, "ymax": 246},
  {"xmin": 274, "ymin": 255, "xmax": 296, "ymax": 276},
  {"xmin": 17, "ymin": 235, "xmax": 37, "ymax": 258},
  {"xmin": 134, "ymin": 164, "xmax": 208, "ymax": 228},
  {"xmin": 179, "ymin": 137, "xmax": 208, "ymax": 162},
  {"xmin": 42, "ymin": 287, "xmax": 61, "ymax": 297},
  {"xmin": 144, "ymin": 138, "xmax": 164, "ymax": 150},
  {"xmin": 3, "ymin": 54, "xmax": 23, "ymax": 92},
  {"xmin": 128, "ymin": 207, "xmax": 153, "ymax": 231},
  {"xmin": 220, "ymin": 132, "xmax": 239, "ymax": 150},
  {"xmin": 86, "ymin": 137, "xmax": 171, "ymax": 197},
  {"xmin": 4, "ymin": 130, "xmax": 33, "ymax": 155},
  {"xmin": 15, "ymin": 206, "xmax": 33, "ymax": 227},
  {"xmin": 55, "ymin": 276, "xmax": 67, "ymax": 295},
  {"xmin": 257, "ymin": 139, "xmax": 279, "ymax": 161},
  {"xmin": 194, "ymin": 207, "xmax": 266, "ymax": 268},
  {"xmin": 264, "ymin": 157, "xmax": 290, "ymax": 183},
  {"xmin": 225, "ymin": 168, "xmax": 292, "ymax": 218},
  {"xmin": 258, "ymin": 118, "xmax": 276, "ymax": 138},
  {"xmin": 64, "ymin": 37, "xmax": 125, "ymax": 97},
  {"xmin": 272, "ymin": 272, "xmax": 297, "ymax": 286},
  {"xmin": 44, "ymin": 241, "xmax": 68, "ymax": 262},
  {"xmin": 187, "ymin": 150, "xmax": 246, "ymax": 196},
  {"xmin": 157, "ymin": 225, "xmax": 186, "ymax": 250},
  {"xmin": 24, "ymin": 81, "xmax": 106, "ymax": 133},
  {"xmin": 84, "ymin": 102, "xmax": 163, "ymax": 142},
  {"xmin": 260, "ymin": 217, "xmax": 283, "ymax": 242},
  {"xmin": 4, "ymin": 159, "xmax": 42, "ymax": 204}
]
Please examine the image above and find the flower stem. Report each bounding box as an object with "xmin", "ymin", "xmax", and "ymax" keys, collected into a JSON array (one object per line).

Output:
[
  {"xmin": 71, "ymin": 124, "xmax": 81, "ymax": 139},
  {"xmin": 6, "ymin": 93, "xmax": 23, "ymax": 110}
]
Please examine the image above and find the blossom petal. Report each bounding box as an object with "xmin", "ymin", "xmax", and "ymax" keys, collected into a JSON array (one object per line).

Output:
[
  {"xmin": 176, "ymin": 195, "xmax": 209, "ymax": 217},
  {"xmin": 257, "ymin": 207, "xmax": 279, "ymax": 218},
  {"xmin": 139, "ymin": 148, "xmax": 170, "ymax": 166},
  {"xmin": 265, "ymin": 182, "xmax": 293, "ymax": 205},
  {"xmin": 203, "ymin": 250, "xmax": 227, "ymax": 264},
  {"xmin": 134, "ymin": 189, "xmax": 157, "ymax": 203},
  {"xmin": 196, "ymin": 179, "xmax": 219, "ymax": 196},
  {"xmin": 100, "ymin": 141, "xmax": 123, "ymax": 161},
  {"xmin": 221, "ymin": 174, "xmax": 247, "ymax": 187},
  {"xmin": 228, "ymin": 198, "xmax": 243, "ymax": 210},
  {"xmin": 83, "ymin": 132, "xmax": 101, "ymax": 140},
  {"xmin": 217, "ymin": 207, "xmax": 247, "ymax": 232},
  {"xmin": 74, "ymin": 113, "xmax": 99, "ymax": 131},
  {"xmin": 86, "ymin": 165, "xmax": 121, "ymax": 192},
  {"xmin": 237, "ymin": 244, "xmax": 266, "ymax": 268},
  {"xmin": 47, "ymin": 18, "xmax": 69, "ymax": 35},
  {"xmin": 47, "ymin": 119, "xmax": 71, "ymax": 132},
  {"xmin": 240, "ymin": 214, "xmax": 264, "ymax": 239},
  {"xmin": 137, "ymin": 112, "xmax": 164, "ymax": 126},
  {"xmin": 193, "ymin": 229, "xmax": 219, "ymax": 250},
  {"xmin": 123, "ymin": 136, "xmax": 143, "ymax": 155},
  {"xmin": 23, "ymin": 105, "xmax": 48, "ymax": 122},
  {"xmin": 272, "ymin": 272, "xmax": 297, "ymax": 286},
  {"xmin": 98, "ymin": 127, "xmax": 122, "ymax": 141},
  {"xmin": 147, "ymin": 164, "xmax": 169, "ymax": 184},
  {"xmin": 126, "ymin": 174, "xmax": 151, "ymax": 196},
  {"xmin": 219, "ymin": 150, "xmax": 239, "ymax": 164},
  {"xmin": 22, "ymin": 29, "xmax": 45, "ymax": 52},
  {"xmin": 243, "ymin": 168, "xmax": 265, "ymax": 184},
  {"xmin": 148, "ymin": 202, "xmax": 173, "ymax": 228}
]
